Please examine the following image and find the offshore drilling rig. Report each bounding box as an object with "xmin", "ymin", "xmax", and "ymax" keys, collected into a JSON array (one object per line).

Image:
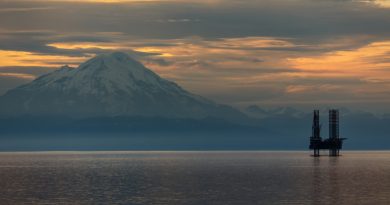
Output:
[{"xmin": 309, "ymin": 109, "xmax": 347, "ymax": 157}]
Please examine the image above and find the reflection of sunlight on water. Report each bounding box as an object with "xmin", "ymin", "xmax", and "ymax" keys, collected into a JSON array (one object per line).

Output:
[
  {"xmin": 328, "ymin": 157, "xmax": 341, "ymax": 205},
  {"xmin": 0, "ymin": 151, "xmax": 389, "ymax": 204},
  {"xmin": 310, "ymin": 157, "xmax": 321, "ymax": 205}
]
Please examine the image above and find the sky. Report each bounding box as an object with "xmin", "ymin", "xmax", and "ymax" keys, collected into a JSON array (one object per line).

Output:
[{"xmin": 1, "ymin": 0, "xmax": 390, "ymax": 112}]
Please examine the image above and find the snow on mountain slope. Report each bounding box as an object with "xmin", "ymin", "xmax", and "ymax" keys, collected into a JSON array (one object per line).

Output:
[
  {"xmin": 244, "ymin": 105, "xmax": 306, "ymax": 119},
  {"xmin": 0, "ymin": 52, "xmax": 246, "ymax": 120}
]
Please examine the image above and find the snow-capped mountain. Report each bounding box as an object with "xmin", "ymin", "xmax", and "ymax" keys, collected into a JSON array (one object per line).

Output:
[
  {"xmin": 244, "ymin": 105, "xmax": 306, "ymax": 119},
  {"xmin": 244, "ymin": 105, "xmax": 375, "ymax": 119},
  {"xmin": 0, "ymin": 52, "xmax": 245, "ymax": 120}
]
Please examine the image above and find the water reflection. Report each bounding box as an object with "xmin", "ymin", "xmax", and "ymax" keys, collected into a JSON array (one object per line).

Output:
[
  {"xmin": 328, "ymin": 157, "xmax": 341, "ymax": 205},
  {"xmin": 0, "ymin": 151, "xmax": 389, "ymax": 204},
  {"xmin": 310, "ymin": 157, "xmax": 321, "ymax": 205}
]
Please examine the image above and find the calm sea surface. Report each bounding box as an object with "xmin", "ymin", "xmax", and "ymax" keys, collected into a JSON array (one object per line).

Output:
[{"xmin": 0, "ymin": 151, "xmax": 389, "ymax": 205}]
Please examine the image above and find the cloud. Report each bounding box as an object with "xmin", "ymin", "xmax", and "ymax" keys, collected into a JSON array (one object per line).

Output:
[
  {"xmin": 0, "ymin": 73, "xmax": 35, "ymax": 79},
  {"xmin": 143, "ymin": 58, "xmax": 173, "ymax": 66},
  {"xmin": 0, "ymin": 50, "xmax": 90, "ymax": 67},
  {"xmin": 0, "ymin": 7, "xmax": 56, "ymax": 13},
  {"xmin": 153, "ymin": 18, "xmax": 201, "ymax": 23},
  {"xmin": 370, "ymin": 0, "xmax": 390, "ymax": 8},
  {"xmin": 288, "ymin": 41, "xmax": 390, "ymax": 75},
  {"xmin": 1, "ymin": 0, "xmax": 390, "ymax": 40},
  {"xmin": 285, "ymin": 84, "xmax": 343, "ymax": 94}
]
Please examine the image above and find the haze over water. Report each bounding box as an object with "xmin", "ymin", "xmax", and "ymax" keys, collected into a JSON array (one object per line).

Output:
[{"xmin": 0, "ymin": 151, "xmax": 389, "ymax": 205}]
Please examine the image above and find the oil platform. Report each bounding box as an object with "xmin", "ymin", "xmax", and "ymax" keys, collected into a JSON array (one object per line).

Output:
[{"xmin": 309, "ymin": 109, "xmax": 347, "ymax": 157}]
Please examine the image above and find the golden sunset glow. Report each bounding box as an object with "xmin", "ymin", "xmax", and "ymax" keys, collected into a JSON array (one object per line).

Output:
[
  {"xmin": 0, "ymin": 50, "xmax": 89, "ymax": 67},
  {"xmin": 288, "ymin": 41, "xmax": 390, "ymax": 79},
  {"xmin": 212, "ymin": 37, "xmax": 296, "ymax": 49},
  {"xmin": 373, "ymin": 0, "xmax": 390, "ymax": 8},
  {"xmin": 133, "ymin": 47, "xmax": 175, "ymax": 57},
  {"xmin": 48, "ymin": 42, "xmax": 126, "ymax": 50}
]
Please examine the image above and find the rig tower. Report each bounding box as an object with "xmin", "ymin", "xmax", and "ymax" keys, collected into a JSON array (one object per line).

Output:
[
  {"xmin": 328, "ymin": 109, "xmax": 341, "ymax": 156},
  {"xmin": 309, "ymin": 110, "xmax": 322, "ymax": 157}
]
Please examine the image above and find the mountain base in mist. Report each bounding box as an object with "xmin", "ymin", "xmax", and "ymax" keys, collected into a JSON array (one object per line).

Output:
[{"xmin": 1, "ymin": 114, "xmax": 390, "ymax": 151}]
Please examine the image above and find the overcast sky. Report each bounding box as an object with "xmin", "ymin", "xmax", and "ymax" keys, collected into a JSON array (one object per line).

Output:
[{"xmin": 1, "ymin": 0, "xmax": 390, "ymax": 112}]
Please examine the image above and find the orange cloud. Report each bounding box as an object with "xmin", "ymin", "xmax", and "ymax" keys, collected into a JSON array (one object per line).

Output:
[
  {"xmin": 288, "ymin": 41, "xmax": 390, "ymax": 78},
  {"xmin": 285, "ymin": 84, "xmax": 343, "ymax": 94},
  {"xmin": 0, "ymin": 50, "xmax": 90, "ymax": 67},
  {"xmin": 372, "ymin": 0, "xmax": 390, "ymax": 8},
  {"xmin": 48, "ymin": 42, "xmax": 125, "ymax": 50},
  {"xmin": 209, "ymin": 37, "xmax": 296, "ymax": 49},
  {"xmin": 133, "ymin": 47, "xmax": 175, "ymax": 57}
]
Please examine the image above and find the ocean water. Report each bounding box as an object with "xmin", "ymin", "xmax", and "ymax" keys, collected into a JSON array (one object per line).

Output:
[{"xmin": 0, "ymin": 151, "xmax": 389, "ymax": 205}]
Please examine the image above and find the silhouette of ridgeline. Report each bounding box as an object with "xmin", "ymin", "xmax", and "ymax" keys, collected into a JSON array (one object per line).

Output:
[{"xmin": 309, "ymin": 109, "xmax": 347, "ymax": 157}]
